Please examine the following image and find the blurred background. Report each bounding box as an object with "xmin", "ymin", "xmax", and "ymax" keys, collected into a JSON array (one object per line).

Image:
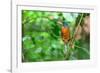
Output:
[{"xmin": 22, "ymin": 10, "xmax": 90, "ymax": 62}]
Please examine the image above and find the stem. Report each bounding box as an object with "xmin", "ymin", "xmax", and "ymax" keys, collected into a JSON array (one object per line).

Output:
[
  {"xmin": 75, "ymin": 45, "xmax": 89, "ymax": 56},
  {"xmin": 73, "ymin": 13, "xmax": 84, "ymax": 39},
  {"xmin": 70, "ymin": 13, "xmax": 84, "ymax": 46}
]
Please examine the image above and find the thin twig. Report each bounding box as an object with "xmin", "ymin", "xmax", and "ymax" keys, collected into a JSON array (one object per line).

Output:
[
  {"xmin": 73, "ymin": 13, "xmax": 84, "ymax": 39},
  {"xmin": 75, "ymin": 45, "xmax": 90, "ymax": 56},
  {"xmin": 69, "ymin": 14, "xmax": 84, "ymax": 45}
]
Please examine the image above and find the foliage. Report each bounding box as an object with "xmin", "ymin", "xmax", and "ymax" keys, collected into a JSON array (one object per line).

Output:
[{"xmin": 22, "ymin": 10, "xmax": 90, "ymax": 62}]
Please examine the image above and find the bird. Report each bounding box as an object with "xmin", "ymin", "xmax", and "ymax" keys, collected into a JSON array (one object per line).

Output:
[{"xmin": 61, "ymin": 21, "xmax": 70, "ymax": 44}]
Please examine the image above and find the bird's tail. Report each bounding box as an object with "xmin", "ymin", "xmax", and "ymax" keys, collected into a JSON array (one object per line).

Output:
[{"xmin": 64, "ymin": 44, "xmax": 67, "ymax": 56}]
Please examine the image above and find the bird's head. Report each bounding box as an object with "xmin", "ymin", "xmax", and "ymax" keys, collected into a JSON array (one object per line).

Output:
[{"xmin": 63, "ymin": 21, "xmax": 68, "ymax": 27}]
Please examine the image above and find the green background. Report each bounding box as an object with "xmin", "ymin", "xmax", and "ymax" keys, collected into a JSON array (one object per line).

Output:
[{"xmin": 22, "ymin": 10, "xmax": 90, "ymax": 62}]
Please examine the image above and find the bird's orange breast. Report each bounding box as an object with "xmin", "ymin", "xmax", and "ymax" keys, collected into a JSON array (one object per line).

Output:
[{"xmin": 61, "ymin": 26, "xmax": 70, "ymax": 44}]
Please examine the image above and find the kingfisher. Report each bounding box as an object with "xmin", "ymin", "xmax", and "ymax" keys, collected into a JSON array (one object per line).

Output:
[{"xmin": 61, "ymin": 21, "xmax": 70, "ymax": 44}]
